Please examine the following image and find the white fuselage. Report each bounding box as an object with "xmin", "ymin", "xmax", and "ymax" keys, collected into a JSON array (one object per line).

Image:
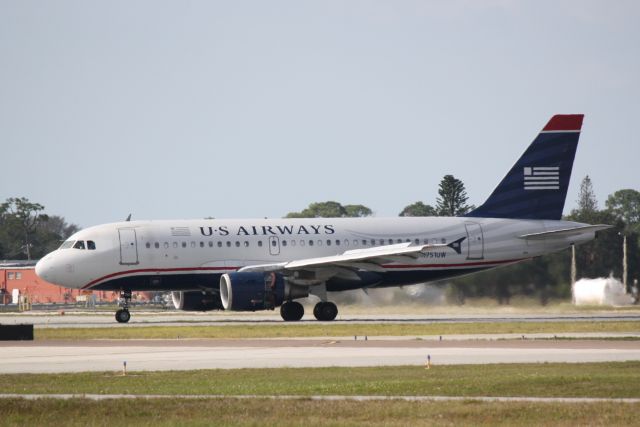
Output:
[{"xmin": 35, "ymin": 216, "xmax": 593, "ymax": 292}]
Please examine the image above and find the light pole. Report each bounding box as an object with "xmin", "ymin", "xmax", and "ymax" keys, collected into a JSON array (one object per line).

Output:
[
  {"xmin": 571, "ymin": 244, "xmax": 576, "ymax": 304},
  {"xmin": 619, "ymin": 232, "xmax": 628, "ymax": 292}
]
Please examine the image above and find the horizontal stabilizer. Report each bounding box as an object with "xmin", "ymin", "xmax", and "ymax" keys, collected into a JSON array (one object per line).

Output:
[{"xmin": 518, "ymin": 224, "xmax": 612, "ymax": 240}]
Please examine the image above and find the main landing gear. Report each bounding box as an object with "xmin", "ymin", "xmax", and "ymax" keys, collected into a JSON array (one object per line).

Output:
[
  {"xmin": 313, "ymin": 301, "xmax": 338, "ymax": 321},
  {"xmin": 115, "ymin": 290, "xmax": 132, "ymax": 323},
  {"xmin": 279, "ymin": 301, "xmax": 339, "ymax": 321},
  {"xmin": 280, "ymin": 301, "xmax": 304, "ymax": 321}
]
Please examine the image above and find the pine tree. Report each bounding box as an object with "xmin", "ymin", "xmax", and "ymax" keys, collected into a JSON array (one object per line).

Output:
[
  {"xmin": 436, "ymin": 175, "xmax": 471, "ymax": 216},
  {"xmin": 577, "ymin": 175, "xmax": 598, "ymax": 213}
]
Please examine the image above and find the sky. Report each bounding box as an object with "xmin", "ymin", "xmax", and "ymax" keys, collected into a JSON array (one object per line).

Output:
[{"xmin": 1, "ymin": 0, "xmax": 638, "ymax": 228}]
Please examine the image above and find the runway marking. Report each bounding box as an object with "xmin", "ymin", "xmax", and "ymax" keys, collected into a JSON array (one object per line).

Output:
[{"xmin": 1, "ymin": 394, "xmax": 639, "ymax": 404}]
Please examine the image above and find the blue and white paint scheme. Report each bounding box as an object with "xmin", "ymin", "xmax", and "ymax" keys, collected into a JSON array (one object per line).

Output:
[{"xmin": 35, "ymin": 114, "xmax": 609, "ymax": 322}]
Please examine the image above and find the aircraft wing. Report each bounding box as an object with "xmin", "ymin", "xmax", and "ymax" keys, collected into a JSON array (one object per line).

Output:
[
  {"xmin": 238, "ymin": 238, "xmax": 465, "ymax": 283},
  {"xmin": 518, "ymin": 224, "xmax": 612, "ymax": 240}
]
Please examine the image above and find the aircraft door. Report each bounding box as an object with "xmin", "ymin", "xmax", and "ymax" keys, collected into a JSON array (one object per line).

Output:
[
  {"xmin": 118, "ymin": 228, "xmax": 139, "ymax": 265},
  {"xmin": 464, "ymin": 222, "xmax": 484, "ymax": 260},
  {"xmin": 268, "ymin": 236, "xmax": 280, "ymax": 256}
]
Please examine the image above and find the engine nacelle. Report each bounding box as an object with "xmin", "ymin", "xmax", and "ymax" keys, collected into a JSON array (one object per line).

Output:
[
  {"xmin": 171, "ymin": 291, "xmax": 223, "ymax": 311},
  {"xmin": 220, "ymin": 272, "xmax": 308, "ymax": 311}
]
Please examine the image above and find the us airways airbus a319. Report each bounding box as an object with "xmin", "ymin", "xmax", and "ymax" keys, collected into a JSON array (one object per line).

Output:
[{"xmin": 35, "ymin": 114, "xmax": 609, "ymax": 323}]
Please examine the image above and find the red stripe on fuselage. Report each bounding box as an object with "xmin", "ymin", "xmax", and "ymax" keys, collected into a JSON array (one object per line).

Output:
[
  {"xmin": 81, "ymin": 258, "xmax": 527, "ymax": 290},
  {"xmin": 80, "ymin": 266, "xmax": 236, "ymax": 290}
]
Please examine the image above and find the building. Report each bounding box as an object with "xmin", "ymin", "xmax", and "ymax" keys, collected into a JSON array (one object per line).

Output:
[{"xmin": 1, "ymin": 261, "xmax": 116, "ymax": 305}]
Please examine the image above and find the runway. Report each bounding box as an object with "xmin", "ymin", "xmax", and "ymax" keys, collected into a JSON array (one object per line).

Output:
[
  {"xmin": 1, "ymin": 338, "xmax": 639, "ymax": 373},
  {"xmin": 1, "ymin": 310, "xmax": 639, "ymax": 328}
]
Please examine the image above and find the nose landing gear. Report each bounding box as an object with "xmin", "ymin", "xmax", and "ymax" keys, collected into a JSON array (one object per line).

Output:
[{"xmin": 115, "ymin": 290, "xmax": 132, "ymax": 323}]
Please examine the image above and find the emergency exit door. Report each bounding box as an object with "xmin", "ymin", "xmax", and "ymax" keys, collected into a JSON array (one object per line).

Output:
[
  {"xmin": 118, "ymin": 228, "xmax": 139, "ymax": 265},
  {"xmin": 268, "ymin": 236, "xmax": 280, "ymax": 256},
  {"xmin": 464, "ymin": 222, "xmax": 484, "ymax": 260}
]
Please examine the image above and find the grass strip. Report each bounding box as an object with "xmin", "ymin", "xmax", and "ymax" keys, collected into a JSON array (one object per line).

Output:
[
  {"xmin": 1, "ymin": 397, "xmax": 639, "ymax": 426},
  {"xmin": 1, "ymin": 362, "xmax": 639, "ymax": 398},
  {"xmin": 35, "ymin": 320, "xmax": 640, "ymax": 340}
]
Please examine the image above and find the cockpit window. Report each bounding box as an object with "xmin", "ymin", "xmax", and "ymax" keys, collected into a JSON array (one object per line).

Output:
[
  {"xmin": 59, "ymin": 240, "xmax": 75, "ymax": 249},
  {"xmin": 87, "ymin": 240, "xmax": 96, "ymax": 250},
  {"xmin": 73, "ymin": 240, "xmax": 86, "ymax": 250}
]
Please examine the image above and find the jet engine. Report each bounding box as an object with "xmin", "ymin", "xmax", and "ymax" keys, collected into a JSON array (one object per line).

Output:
[
  {"xmin": 171, "ymin": 291, "xmax": 223, "ymax": 311},
  {"xmin": 220, "ymin": 272, "xmax": 308, "ymax": 311}
]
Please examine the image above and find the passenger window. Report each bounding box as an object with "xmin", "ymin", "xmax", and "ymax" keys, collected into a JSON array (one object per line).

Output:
[
  {"xmin": 154, "ymin": 242, "xmax": 159, "ymax": 249},
  {"xmin": 235, "ymin": 241, "xmax": 240, "ymax": 247},
  {"xmin": 415, "ymin": 239, "xmax": 420, "ymax": 245},
  {"xmin": 309, "ymin": 240, "xmax": 314, "ymax": 246},
  {"xmin": 218, "ymin": 241, "xmax": 222, "ymax": 248},
  {"xmin": 73, "ymin": 241, "xmax": 85, "ymax": 250},
  {"xmin": 191, "ymin": 242, "xmax": 196, "ymax": 248},
  {"xmin": 379, "ymin": 239, "xmax": 384, "ymax": 245},
  {"xmin": 208, "ymin": 241, "xmax": 213, "ymax": 247},
  {"xmin": 173, "ymin": 242, "xmax": 178, "ymax": 248},
  {"xmin": 336, "ymin": 240, "xmax": 340, "ymax": 246},
  {"xmin": 200, "ymin": 242, "xmax": 204, "ymax": 248},
  {"xmin": 300, "ymin": 240, "xmax": 305, "ymax": 247},
  {"xmin": 87, "ymin": 241, "xmax": 96, "ymax": 250},
  {"xmin": 271, "ymin": 240, "xmax": 277, "ymax": 247},
  {"xmin": 326, "ymin": 240, "xmax": 331, "ymax": 246},
  {"xmin": 182, "ymin": 242, "xmax": 187, "ymax": 248},
  {"xmin": 389, "ymin": 239, "xmax": 393, "ymax": 244},
  {"xmin": 164, "ymin": 242, "xmax": 169, "ymax": 249},
  {"xmin": 145, "ymin": 242, "xmax": 151, "ymax": 249},
  {"xmin": 441, "ymin": 238, "xmax": 447, "ymax": 244},
  {"xmin": 282, "ymin": 240, "xmax": 287, "ymax": 247},
  {"xmin": 291, "ymin": 240, "xmax": 296, "ymax": 246},
  {"xmin": 371, "ymin": 239, "xmax": 376, "ymax": 246},
  {"xmin": 226, "ymin": 241, "xmax": 231, "ymax": 247},
  {"xmin": 362, "ymin": 240, "xmax": 367, "ymax": 245},
  {"xmin": 317, "ymin": 240, "xmax": 322, "ymax": 246},
  {"xmin": 244, "ymin": 241, "xmax": 249, "ymax": 247},
  {"xmin": 258, "ymin": 241, "xmax": 263, "ymax": 247}
]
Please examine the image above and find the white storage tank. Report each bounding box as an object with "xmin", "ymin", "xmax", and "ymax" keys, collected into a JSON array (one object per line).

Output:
[{"xmin": 573, "ymin": 277, "xmax": 633, "ymax": 306}]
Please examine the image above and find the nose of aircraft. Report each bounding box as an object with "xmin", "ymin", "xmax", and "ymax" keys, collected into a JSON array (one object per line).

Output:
[{"xmin": 35, "ymin": 255, "xmax": 55, "ymax": 283}]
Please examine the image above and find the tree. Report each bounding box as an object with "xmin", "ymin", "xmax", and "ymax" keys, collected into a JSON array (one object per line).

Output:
[
  {"xmin": 343, "ymin": 204, "xmax": 372, "ymax": 218},
  {"xmin": 436, "ymin": 175, "xmax": 472, "ymax": 216},
  {"xmin": 32, "ymin": 215, "xmax": 80, "ymax": 257},
  {"xmin": 285, "ymin": 201, "xmax": 372, "ymax": 218},
  {"xmin": 606, "ymin": 189, "xmax": 640, "ymax": 234},
  {"xmin": 572, "ymin": 175, "xmax": 598, "ymax": 222},
  {"xmin": 399, "ymin": 201, "xmax": 437, "ymax": 217},
  {"xmin": 0, "ymin": 197, "xmax": 48, "ymax": 260}
]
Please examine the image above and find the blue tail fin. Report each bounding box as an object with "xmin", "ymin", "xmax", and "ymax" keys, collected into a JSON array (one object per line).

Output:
[{"xmin": 466, "ymin": 114, "xmax": 583, "ymax": 220}]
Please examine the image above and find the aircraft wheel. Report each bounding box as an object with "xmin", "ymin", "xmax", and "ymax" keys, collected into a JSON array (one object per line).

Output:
[
  {"xmin": 313, "ymin": 302, "xmax": 338, "ymax": 321},
  {"xmin": 115, "ymin": 309, "xmax": 131, "ymax": 323},
  {"xmin": 280, "ymin": 301, "xmax": 304, "ymax": 321}
]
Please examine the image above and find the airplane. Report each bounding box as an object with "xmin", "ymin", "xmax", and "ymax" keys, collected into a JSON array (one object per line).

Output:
[{"xmin": 35, "ymin": 114, "xmax": 610, "ymax": 323}]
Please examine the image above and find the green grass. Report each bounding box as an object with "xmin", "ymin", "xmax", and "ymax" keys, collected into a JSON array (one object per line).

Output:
[
  {"xmin": 1, "ymin": 398, "xmax": 639, "ymax": 427},
  {"xmin": 35, "ymin": 320, "xmax": 640, "ymax": 340},
  {"xmin": 1, "ymin": 363, "xmax": 639, "ymax": 398}
]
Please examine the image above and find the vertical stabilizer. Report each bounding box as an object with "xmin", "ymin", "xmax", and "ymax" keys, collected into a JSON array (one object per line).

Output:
[{"xmin": 466, "ymin": 114, "xmax": 583, "ymax": 220}]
